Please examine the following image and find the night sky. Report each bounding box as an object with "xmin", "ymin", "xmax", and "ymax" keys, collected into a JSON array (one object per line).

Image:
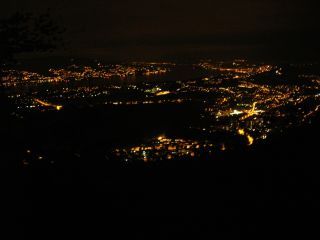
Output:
[{"xmin": 1, "ymin": 0, "xmax": 319, "ymax": 61}]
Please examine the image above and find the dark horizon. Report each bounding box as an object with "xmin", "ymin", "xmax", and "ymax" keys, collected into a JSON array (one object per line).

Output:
[{"xmin": 2, "ymin": 0, "xmax": 320, "ymax": 61}]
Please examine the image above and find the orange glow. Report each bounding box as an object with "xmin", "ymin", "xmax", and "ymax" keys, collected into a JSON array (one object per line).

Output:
[
  {"xmin": 157, "ymin": 135, "xmax": 166, "ymax": 141},
  {"xmin": 247, "ymin": 135, "xmax": 254, "ymax": 146},
  {"xmin": 156, "ymin": 91, "xmax": 170, "ymax": 96},
  {"xmin": 221, "ymin": 144, "xmax": 226, "ymax": 151}
]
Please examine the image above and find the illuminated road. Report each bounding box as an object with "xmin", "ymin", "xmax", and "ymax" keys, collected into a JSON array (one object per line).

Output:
[
  {"xmin": 34, "ymin": 99, "xmax": 63, "ymax": 110},
  {"xmin": 240, "ymin": 102, "xmax": 264, "ymax": 121}
]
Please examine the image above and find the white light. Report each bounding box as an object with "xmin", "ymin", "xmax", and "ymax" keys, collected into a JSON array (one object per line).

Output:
[{"xmin": 230, "ymin": 110, "xmax": 243, "ymax": 115}]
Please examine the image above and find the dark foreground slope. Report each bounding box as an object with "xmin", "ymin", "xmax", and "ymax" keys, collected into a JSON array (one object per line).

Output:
[{"xmin": 2, "ymin": 110, "xmax": 320, "ymax": 238}]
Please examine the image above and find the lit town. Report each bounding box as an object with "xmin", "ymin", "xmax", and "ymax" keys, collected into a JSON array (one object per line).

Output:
[{"xmin": 3, "ymin": 60, "xmax": 320, "ymax": 163}]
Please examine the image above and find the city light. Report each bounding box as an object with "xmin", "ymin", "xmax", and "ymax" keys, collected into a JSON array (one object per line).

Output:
[{"xmin": 3, "ymin": 60, "xmax": 320, "ymax": 162}]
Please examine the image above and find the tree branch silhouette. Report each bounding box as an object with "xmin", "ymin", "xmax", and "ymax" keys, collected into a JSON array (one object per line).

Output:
[{"xmin": 0, "ymin": 10, "xmax": 65, "ymax": 66}]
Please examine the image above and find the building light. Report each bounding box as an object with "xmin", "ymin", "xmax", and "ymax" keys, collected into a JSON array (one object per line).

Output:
[{"xmin": 238, "ymin": 129, "xmax": 245, "ymax": 135}]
